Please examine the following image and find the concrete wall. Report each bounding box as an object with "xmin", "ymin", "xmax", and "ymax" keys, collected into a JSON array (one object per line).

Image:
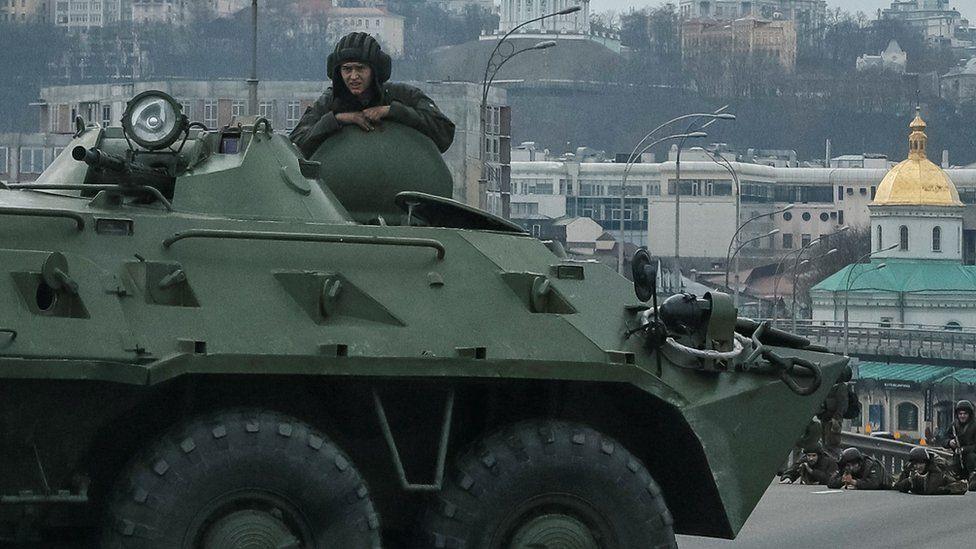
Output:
[{"xmin": 647, "ymin": 197, "xmax": 737, "ymax": 258}]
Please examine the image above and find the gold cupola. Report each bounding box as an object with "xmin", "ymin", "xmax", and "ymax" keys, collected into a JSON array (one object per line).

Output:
[{"xmin": 871, "ymin": 109, "xmax": 963, "ymax": 207}]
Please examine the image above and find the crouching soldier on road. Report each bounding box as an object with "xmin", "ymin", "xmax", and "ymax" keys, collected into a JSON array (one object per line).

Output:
[
  {"xmin": 828, "ymin": 448, "xmax": 891, "ymax": 490},
  {"xmin": 781, "ymin": 443, "xmax": 837, "ymax": 485},
  {"xmin": 893, "ymin": 447, "xmax": 968, "ymax": 495}
]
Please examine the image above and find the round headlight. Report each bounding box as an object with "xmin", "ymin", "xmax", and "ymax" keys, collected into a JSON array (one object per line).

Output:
[{"xmin": 122, "ymin": 90, "xmax": 185, "ymax": 150}]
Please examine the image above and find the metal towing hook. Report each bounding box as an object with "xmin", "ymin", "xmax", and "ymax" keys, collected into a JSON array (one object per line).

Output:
[{"xmin": 746, "ymin": 321, "xmax": 823, "ymax": 396}]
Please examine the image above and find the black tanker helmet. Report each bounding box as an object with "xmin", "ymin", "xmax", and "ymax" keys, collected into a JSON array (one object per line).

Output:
[
  {"xmin": 956, "ymin": 400, "xmax": 975, "ymax": 416},
  {"xmin": 802, "ymin": 443, "xmax": 823, "ymax": 455},
  {"xmin": 327, "ymin": 32, "xmax": 392, "ymax": 92},
  {"xmin": 839, "ymin": 447, "xmax": 863, "ymax": 464},
  {"xmin": 908, "ymin": 446, "xmax": 929, "ymax": 463}
]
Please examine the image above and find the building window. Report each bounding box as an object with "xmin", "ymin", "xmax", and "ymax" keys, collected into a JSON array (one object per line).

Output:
[
  {"xmin": 838, "ymin": 210, "xmax": 844, "ymax": 225},
  {"xmin": 101, "ymin": 104, "xmax": 111, "ymax": 127},
  {"xmin": 899, "ymin": 225, "xmax": 909, "ymax": 251},
  {"xmin": 782, "ymin": 233, "xmax": 793, "ymax": 249},
  {"xmin": 286, "ymin": 101, "xmax": 301, "ymax": 130},
  {"xmin": 837, "ymin": 186, "xmax": 844, "ymax": 200},
  {"xmin": 945, "ymin": 321, "xmax": 962, "ymax": 331},
  {"xmin": 801, "ymin": 212, "xmax": 811, "ymax": 221},
  {"xmin": 801, "ymin": 234, "xmax": 811, "ymax": 248},
  {"xmin": 880, "ymin": 316, "xmax": 893, "ymax": 328},
  {"xmin": 19, "ymin": 148, "xmax": 45, "ymax": 174},
  {"xmin": 204, "ymin": 100, "xmax": 217, "ymax": 128},
  {"xmin": 783, "ymin": 211, "xmax": 792, "ymax": 221},
  {"xmin": 231, "ymin": 100, "xmax": 245, "ymax": 118},
  {"xmin": 897, "ymin": 402, "xmax": 918, "ymax": 432},
  {"xmin": 877, "ymin": 225, "xmax": 882, "ymax": 251},
  {"xmin": 819, "ymin": 212, "xmax": 829, "ymax": 222},
  {"xmin": 0, "ymin": 146, "xmax": 7, "ymax": 174},
  {"xmin": 933, "ymin": 226, "xmax": 941, "ymax": 252},
  {"xmin": 259, "ymin": 102, "xmax": 273, "ymax": 119}
]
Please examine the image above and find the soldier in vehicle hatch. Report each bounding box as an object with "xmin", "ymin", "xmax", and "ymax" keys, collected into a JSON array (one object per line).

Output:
[
  {"xmin": 289, "ymin": 32, "xmax": 456, "ymax": 157},
  {"xmin": 828, "ymin": 448, "xmax": 890, "ymax": 490},
  {"xmin": 893, "ymin": 447, "xmax": 968, "ymax": 495},
  {"xmin": 944, "ymin": 399, "xmax": 976, "ymax": 488},
  {"xmin": 780, "ymin": 443, "xmax": 837, "ymax": 485}
]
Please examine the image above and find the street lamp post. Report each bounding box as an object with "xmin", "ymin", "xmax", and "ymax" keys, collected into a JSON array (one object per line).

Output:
[
  {"xmin": 844, "ymin": 263, "xmax": 887, "ymax": 355},
  {"xmin": 617, "ymin": 131, "xmax": 708, "ymax": 273},
  {"xmin": 790, "ymin": 226, "xmax": 850, "ymax": 331},
  {"xmin": 614, "ymin": 110, "xmax": 733, "ymax": 275},
  {"xmin": 843, "ymin": 243, "xmax": 898, "ymax": 354},
  {"xmin": 790, "ymin": 248, "xmax": 838, "ymax": 328},
  {"xmin": 673, "ymin": 110, "xmax": 736, "ymax": 275},
  {"xmin": 247, "ymin": 0, "xmax": 259, "ymax": 116},
  {"xmin": 480, "ymin": 6, "xmax": 579, "ymax": 217},
  {"xmin": 702, "ymin": 150, "xmax": 742, "ymax": 303},
  {"xmin": 724, "ymin": 204, "xmax": 794, "ymax": 304}
]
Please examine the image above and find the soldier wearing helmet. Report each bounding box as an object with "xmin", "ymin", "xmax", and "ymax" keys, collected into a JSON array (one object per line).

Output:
[
  {"xmin": 290, "ymin": 32, "xmax": 456, "ymax": 157},
  {"xmin": 780, "ymin": 442, "xmax": 837, "ymax": 485},
  {"xmin": 893, "ymin": 446, "xmax": 967, "ymax": 495},
  {"xmin": 827, "ymin": 447, "xmax": 890, "ymax": 490},
  {"xmin": 944, "ymin": 399, "xmax": 976, "ymax": 488}
]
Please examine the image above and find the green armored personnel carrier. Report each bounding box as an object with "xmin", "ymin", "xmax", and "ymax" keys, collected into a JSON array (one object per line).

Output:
[{"xmin": 0, "ymin": 90, "xmax": 847, "ymax": 548}]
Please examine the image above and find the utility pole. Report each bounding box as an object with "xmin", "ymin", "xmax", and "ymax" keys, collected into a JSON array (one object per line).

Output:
[{"xmin": 247, "ymin": 0, "xmax": 259, "ymax": 116}]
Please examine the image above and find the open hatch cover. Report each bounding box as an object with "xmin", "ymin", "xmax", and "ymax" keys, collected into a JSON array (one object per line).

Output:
[{"xmin": 394, "ymin": 191, "xmax": 527, "ymax": 234}]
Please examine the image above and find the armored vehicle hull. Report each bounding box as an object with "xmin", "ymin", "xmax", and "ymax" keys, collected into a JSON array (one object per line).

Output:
[{"xmin": 0, "ymin": 93, "xmax": 847, "ymax": 548}]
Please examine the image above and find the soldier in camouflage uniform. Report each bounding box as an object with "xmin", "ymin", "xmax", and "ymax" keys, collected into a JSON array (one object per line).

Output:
[
  {"xmin": 828, "ymin": 448, "xmax": 890, "ymax": 490},
  {"xmin": 893, "ymin": 447, "xmax": 968, "ymax": 495},
  {"xmin": 290, "ymin": 32, "xmax": 455, "ymax": 158},
  {"xmin": 780, "ymin": 443, "xmax": 837, "ymax": 485}
]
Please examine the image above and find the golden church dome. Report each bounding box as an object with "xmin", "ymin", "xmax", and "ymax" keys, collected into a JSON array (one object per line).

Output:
[{"xmin": 871, "ymin": 110, "xmax": 963, "ymax": 207}]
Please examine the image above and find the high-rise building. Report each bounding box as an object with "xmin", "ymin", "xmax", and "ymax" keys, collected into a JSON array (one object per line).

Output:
[
  {"xmin": 0, "ymin": 0, "xmax": 50, "ymax": 23},
  {"xmin": 881, "ymin": 0, "xmax": 967, "ymax": 44},
  {"xmin": 53, "ymin": 0, "xmax": 127, "ymax": 28}
]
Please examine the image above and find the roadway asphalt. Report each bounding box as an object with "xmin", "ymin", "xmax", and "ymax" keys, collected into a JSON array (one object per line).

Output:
[{"xmin": 677, "ymin": 481, "xmax": 976, "ymax": 549}]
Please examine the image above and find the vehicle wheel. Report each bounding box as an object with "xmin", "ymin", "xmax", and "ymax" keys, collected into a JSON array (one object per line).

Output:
[
  {"xmin": 424, "ymin": 419, "xmax": 676, "ymax": 549},
  {"xmin": 103, "ymin": 409, "xmax": 381, "ymax": 549}
]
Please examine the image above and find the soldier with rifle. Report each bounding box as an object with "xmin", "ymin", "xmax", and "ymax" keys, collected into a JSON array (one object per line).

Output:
[
  {"xmin": 893, "ymin": 447, "xmax": 968, "ymax": 495},
  {"xmin": 780, "ymin": 443, "xmax": 837, "ymax": 485},
  {"xmin": 943, "ymin": 400, "xmax": 976, "ymax": 490},
  {"xmin": 828, "ymin": 448, "xmax": 890, "ymax": 490}
]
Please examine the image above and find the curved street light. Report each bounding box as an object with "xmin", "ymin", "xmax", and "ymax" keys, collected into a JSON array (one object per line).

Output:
[
  {"xmin": 842, "ymin": 243, "xmax": 898, "ymax": 354},
  {"xmin": 480, "ymin": 6, "xmax": 579, "ymax": 217},
  {"xmin": 724, "ymin": 203, "xmax": 794, "ymax": 304},
  {"xmin": 844, "ymin": 262, "xmax": 887, "ymax": 355},
  {"xmin": 673, "ymin": 111, "xmax": 736, "ymax": 266},
  {"xmin": 790, "ymin": 225, "xmax": 850, "ymax": 330},
  {"xmin": 616, "ymin": 130, "xmax": 707, "ymax": 273}
]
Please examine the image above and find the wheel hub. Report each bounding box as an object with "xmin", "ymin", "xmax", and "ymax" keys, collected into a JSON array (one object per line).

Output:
[
  {"xmin": 201, "ymin": 508, "xmax": 300, "ymax": 549},
  {"xmin": 509, "ymin": 513, "xmax": 600, "ymax": 549}
]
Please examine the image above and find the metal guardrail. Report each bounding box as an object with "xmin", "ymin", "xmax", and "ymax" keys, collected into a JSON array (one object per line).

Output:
[
  {"xmin": 766, "ymin": 319, "xmax": 976, "ymax": 364},
  {"xmin": 840, "ymin": 432, "xmax": 953, "ymax": 477}
]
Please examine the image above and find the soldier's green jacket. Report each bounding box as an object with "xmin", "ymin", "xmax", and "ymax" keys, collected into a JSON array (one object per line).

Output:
[
  {"xmin": 828, "ymin": 456, "xmax": 890, "ymax": 490},
  {"xmin": 289, "ymin": 83, "xmax": 456, "ymax": 157},
  {"xmin": 893, "ymin": 461, "xmax": 966, "ymax": 495}
]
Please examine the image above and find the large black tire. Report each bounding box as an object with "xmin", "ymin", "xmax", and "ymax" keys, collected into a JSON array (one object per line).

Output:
[
  {"xmin": 103, "ymin": 409, "xmax": 381, "ymax": 549},
  {"xmin": 424, "ymin": 419, "xmax": 676, "ymax": 549}
]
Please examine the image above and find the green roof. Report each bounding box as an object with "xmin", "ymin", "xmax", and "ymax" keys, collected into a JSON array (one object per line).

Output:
[
  {"xmin": 857, "ymin": 362, "xmax": 956, "ymax": 383},
  {"xmin": 935, "ymin": 369, "xmax": 976, "ymax": 386},
  {"xmin": 812, "ymin": 259, "xmax": 976, "ymax": 293}
]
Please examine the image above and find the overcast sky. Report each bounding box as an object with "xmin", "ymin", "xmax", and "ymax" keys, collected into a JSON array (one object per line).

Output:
[{"xmin": 588, "ymin": 1, "xmax": 976, "ymax": 21}]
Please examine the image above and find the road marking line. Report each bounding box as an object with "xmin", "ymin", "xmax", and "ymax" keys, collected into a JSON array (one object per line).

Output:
[{"xmin": 812, "ymin": 490, "xmax": 844, "ymax": 494}]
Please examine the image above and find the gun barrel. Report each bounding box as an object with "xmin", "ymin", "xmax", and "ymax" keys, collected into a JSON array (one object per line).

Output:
[{"xmin": 72, "ymin": 146, "xmax": 129, "ymax": 173}]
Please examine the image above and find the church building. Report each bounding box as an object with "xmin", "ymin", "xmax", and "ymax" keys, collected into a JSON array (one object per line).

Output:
[{"xmin": 810, "ymin": 110, "xmax": 976, "ymax": 330}]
